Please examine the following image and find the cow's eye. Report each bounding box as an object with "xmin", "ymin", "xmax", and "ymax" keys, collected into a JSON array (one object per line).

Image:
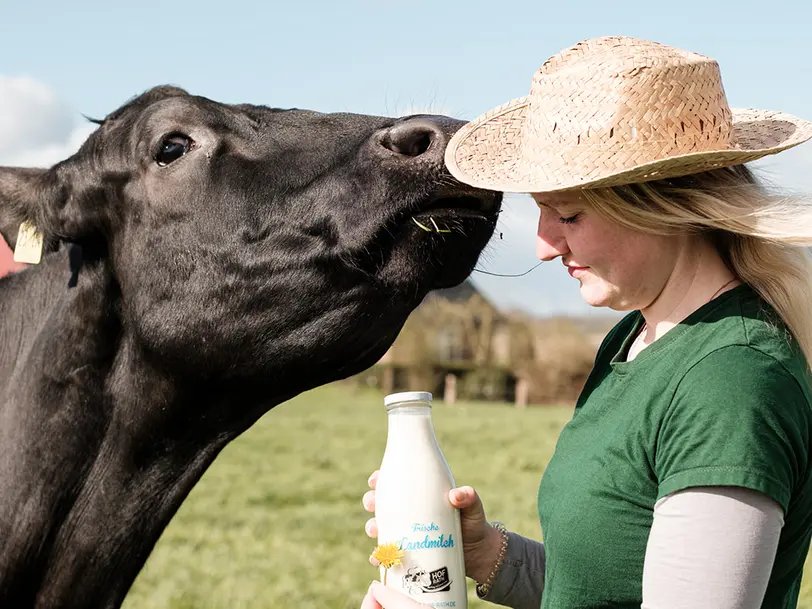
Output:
[{"xmin": 155, "ymin": 134, "xmax": 192, "ymax": 166}]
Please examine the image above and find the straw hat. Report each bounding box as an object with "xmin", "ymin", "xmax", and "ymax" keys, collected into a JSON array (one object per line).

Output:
[{"xmin": 445, "ymin": 36, "xmax": 812, "ymax": 193}]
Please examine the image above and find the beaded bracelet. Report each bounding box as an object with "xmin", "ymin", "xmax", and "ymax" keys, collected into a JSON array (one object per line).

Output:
[{"xmin": 475, "ymin": 521, "xmax": 509, "ymax": 598}]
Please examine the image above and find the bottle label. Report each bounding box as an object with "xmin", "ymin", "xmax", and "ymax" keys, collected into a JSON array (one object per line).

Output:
[
  {"xmin": 394, "ymin": 521, "xmax": 459, "ymax": 606},
  {"xmin": 399, "ymin": 522, "xmax": 455, "ymax": 551}
]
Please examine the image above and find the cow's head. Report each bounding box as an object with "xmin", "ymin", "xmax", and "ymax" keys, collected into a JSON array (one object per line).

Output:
[{"xmin": 0, "ymin": 86, "xmax": 501, "ymax": 392}]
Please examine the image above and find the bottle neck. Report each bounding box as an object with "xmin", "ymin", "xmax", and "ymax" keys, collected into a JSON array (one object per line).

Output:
[
  {"xmin": 384, "ymin": 404, "xmax": 437, "ymax": 447},
  {"xmin": 386, "ymin": 404, "xmax": 432, "ymax": 416}
]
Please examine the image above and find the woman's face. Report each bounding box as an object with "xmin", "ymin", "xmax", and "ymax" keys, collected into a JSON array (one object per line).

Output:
[{"xmin": 532, "ymin": 191, "xmax": 687, "ymax": 312}]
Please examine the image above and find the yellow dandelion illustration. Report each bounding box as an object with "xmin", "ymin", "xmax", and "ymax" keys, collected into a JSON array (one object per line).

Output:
[{"xmin": 371, "ymin": 541, "xmax": 405, "ymax": 584}]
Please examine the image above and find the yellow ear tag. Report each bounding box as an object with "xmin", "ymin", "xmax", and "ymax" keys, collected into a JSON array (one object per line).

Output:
[{"xmin": 13, "ymin": 221, "xmax": 44, "ymax": 264}]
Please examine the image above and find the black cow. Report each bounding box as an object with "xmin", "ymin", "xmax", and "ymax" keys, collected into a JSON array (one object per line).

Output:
[{"xmin": 0, "ymin": 85, "xmax": 501, "ymax": 609}]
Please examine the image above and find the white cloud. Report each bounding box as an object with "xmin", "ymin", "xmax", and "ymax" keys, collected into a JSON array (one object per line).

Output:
[
  {"xmin": 4, "ymin": 122, "xmax": 98, "ymax": 168},
  {"xmin": 0, "ymin": 76, "xmax": 97, "ymax": 167}
]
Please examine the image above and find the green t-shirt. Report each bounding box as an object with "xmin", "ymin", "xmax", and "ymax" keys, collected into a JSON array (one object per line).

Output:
[{"xmin": 537, "ymin": 284, "xmax": 812, "ymax": 608}]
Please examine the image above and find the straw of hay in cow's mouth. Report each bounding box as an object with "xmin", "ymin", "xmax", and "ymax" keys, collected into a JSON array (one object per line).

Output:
[{"xmin": 412, "ymin": 216, "xmax": 451, "ymax": 233}]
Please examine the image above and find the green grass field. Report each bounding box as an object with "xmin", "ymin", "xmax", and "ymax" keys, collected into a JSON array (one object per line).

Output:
[{"xmin": 122, "ymin": 384, "xmax": 812, "ymax": 609}]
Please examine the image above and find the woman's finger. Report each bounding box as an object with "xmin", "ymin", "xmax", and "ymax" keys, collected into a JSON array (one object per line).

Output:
[
  {"xmin": 362, "ymin": 490, "xmax": 376, "ymax": 512},
  {"xmin": 368, "ymin": 470, "xmax": 379, "ymax": 489},
  {"xmin": 365, "ymin": 517, "xmax": 378, "ymax": 538}
]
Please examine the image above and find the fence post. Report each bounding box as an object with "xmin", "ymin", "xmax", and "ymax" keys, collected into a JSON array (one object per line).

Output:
[
  {"xmin": 382, "ymin": 366, "xmax": 394, "ymax": 395},
  {"xmin": 444, "ymin": 373, "xmax": 457, "ymax": 405},
  {"xmin": 515, "ymin": 378, "xmax": 529, "ymax": 409}
]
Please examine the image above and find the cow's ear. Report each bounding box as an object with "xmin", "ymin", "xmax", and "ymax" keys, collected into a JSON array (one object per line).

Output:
[
  {"xmin": 0, "ymin": 167, "xmax": 55, "ymax": 250},
  {"xmin": 0, "ymin": 164, "xmax": 106, "ymax": 251}
]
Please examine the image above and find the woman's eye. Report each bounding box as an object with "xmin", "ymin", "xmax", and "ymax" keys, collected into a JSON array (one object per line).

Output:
[
  {"xmin": 155, "ymin": 134, "xmax": 193, "ymax": 166},
  {"xmin": 558, "ymin": 214, "xmax": 580, "ymax": 225}
]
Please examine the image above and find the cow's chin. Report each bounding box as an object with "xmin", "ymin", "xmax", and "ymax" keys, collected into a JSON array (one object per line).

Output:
[{"xmin": 373, "ymin": 209, "xmax": 499, "ymax": 292}]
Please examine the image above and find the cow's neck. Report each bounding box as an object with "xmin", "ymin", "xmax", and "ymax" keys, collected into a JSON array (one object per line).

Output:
[{"xmin": 0, "ymin": 252, "xmax": 285, "ymax": 609}]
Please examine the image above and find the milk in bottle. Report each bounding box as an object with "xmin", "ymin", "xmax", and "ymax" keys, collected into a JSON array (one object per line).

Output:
[{"xmin": 374, "ymin": 391, "xmax": 467, "ymax": 608}]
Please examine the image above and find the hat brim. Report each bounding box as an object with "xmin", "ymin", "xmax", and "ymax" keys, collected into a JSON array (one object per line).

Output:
[{"xmin": 445, "ymin": 99, "xmax": 812, "ymax": 193}]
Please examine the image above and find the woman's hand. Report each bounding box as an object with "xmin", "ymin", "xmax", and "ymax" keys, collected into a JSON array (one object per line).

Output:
[
  {"xmin": 0, "ymin": 234, "xmax": 27, "ymax": 278},
  {"xmin": 362, "ymin": 470, "xmax": 505, "ymax": 584},
  {"xmin": 360, "ymin": 581, "xmax": 431, "ymax": 609}
]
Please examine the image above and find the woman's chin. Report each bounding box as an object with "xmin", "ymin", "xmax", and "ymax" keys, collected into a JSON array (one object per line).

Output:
[{"xmin": 579, "ymin": 284, "xmax": 617, "ymax": 310}]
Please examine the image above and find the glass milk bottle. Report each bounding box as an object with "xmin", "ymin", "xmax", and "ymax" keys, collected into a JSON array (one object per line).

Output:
[{"xmin": 375, "ymin": 391, "xmax": 467, "ymax": 608}]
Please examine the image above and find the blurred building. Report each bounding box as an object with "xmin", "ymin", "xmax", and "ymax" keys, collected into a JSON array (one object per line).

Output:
[{"xmin": 354, "ymin": 279, "xmax": 619, "ymax": 406}]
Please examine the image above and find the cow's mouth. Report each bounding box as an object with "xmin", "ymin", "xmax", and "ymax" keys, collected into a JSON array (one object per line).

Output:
[
  {"xmin": 343, "ymin": 186, "xmax": 501, "ymax": 283},
  {"xmin": 414, "ymin": 194, "xmax": 501, "ymax": 221},
  {"xmin": 403, "ymin": 190, "xmax": 501, "ymax": 235},
  {"xmin": 348, "ymin": 189, "xmax": 500, "ymax": 278}
]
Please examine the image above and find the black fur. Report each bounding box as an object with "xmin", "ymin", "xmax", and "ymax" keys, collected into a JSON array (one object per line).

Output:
[{"xmin": 0, "ymin": 86, "xmax": 501, "ymax": 608}]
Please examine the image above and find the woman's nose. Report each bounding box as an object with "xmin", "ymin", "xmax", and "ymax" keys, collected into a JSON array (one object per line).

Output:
[{"xmin": 536, "ymin": 215, "xmax": 569, "ymax": 261}]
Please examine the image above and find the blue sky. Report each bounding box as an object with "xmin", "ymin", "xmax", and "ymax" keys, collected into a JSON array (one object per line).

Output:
[{"xmin": 2, "ymin": 0, "xmax": 811, "ymax": 317}]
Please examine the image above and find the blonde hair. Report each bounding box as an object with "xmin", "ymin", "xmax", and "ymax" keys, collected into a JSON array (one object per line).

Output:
[{"xmin": 579, "ymin": 165, "xmax": 812, "ymax": 371}]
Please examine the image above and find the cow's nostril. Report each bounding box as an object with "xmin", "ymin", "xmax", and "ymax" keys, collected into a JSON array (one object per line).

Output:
[
  {"xmin": 392, "ymin": 131, "xmax": 432, "ymax": 157},
  {"xmin": 381, "ymin": 120, "xmax": 444, "ymax": 158}
]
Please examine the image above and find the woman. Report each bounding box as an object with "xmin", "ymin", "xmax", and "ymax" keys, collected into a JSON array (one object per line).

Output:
[
  {"xmin": 0, "ymin": 234, "xmax": 27, "ymax": 277},
  {"xmin": 360, "ymin": 36, "xmax": 812, "ymax": 608}
]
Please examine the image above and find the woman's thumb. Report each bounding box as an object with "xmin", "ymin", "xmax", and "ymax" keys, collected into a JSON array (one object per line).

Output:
[{"xmin": 449, "ymin": 486, "xmax": 485, "ymax": 516}]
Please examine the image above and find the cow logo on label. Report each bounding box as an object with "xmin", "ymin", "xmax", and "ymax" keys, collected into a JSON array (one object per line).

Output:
[{"xmin": 403, "ymin": 565, "xmax": 452, "ymax": 595}]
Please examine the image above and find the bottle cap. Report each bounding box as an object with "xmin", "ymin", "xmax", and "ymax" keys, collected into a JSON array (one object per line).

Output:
[{"xmin": 383, "ymin": 391, "xmax": 433, "ymax": 408}]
